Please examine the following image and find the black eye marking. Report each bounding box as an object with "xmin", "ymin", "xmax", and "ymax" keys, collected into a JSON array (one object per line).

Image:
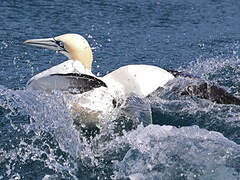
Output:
[
  {"xmin": 56, "ymin": 40, "xmax": 64, "ymax": 48},
  {"xmin": 53, "ymin": 38, "xmax": 65, "ymax": 49}
]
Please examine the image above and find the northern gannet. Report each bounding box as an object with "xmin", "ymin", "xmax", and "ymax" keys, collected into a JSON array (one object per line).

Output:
[
  {"xmin": 24, "ymin": 33, "xmax": 240, "ymax": 125},
  {"xmin": 24, "ymin": 34, "xmax": 174, "ymax": 97},
  {"xmin": 24, "ymin": 34, "xmax": 176, "ymax": 124}
]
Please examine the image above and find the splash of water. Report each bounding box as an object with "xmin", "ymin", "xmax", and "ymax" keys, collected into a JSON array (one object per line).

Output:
[{"xmin": 0, "ymin": 56, "xmax": 240, "ymax": 179}]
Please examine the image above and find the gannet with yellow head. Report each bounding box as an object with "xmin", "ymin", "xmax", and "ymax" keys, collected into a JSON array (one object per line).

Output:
[
  {"xmin": 24, "ymin": 33, "xmax": 240, "ymax": 127},
  {"xmin": 24, "ymin": 33, "xmax": 175, "ymax": 125},
  {"xmin": 24, "ymin": 33, "xmax": 174, "ymax": 96}
]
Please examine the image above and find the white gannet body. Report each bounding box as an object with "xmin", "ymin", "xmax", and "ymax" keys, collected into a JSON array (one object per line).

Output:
[
  {"xmin": 24, "ymin": 33, "xmax": 175, "ymax": 125},
  {"xmin": 102, "ymin": 64, "xmax": 174, "ymax": 98}
]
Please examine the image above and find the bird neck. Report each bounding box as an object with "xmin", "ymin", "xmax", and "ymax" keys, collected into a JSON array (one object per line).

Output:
[{"xmin": 69, "ymin": 48, "xmax": 93, "ymax": 71}]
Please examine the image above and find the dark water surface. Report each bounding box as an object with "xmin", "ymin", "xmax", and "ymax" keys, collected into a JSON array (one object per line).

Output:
[{"xmin": 0, "ymin": 0, "xmax": 240, "ymax": 179}]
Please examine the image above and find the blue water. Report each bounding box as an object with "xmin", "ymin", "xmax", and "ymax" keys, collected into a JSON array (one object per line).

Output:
[{"xmin": 0, "ymin": 0, "xmax": 240, "ymax": 179}]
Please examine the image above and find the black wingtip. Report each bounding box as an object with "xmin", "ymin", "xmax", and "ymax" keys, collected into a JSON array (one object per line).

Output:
[{"xmin": 50, "ymin": 73, "xmax": 107, "ymax": 94}]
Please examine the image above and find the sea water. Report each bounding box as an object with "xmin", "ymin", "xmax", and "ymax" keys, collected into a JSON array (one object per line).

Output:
[{"xmin": 0, "ymin": 0, "xmax": 240, "ymax": 179}]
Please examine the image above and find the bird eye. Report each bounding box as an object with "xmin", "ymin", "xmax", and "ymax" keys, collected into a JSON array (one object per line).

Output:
[{"xmin": 56, "ymin": 40, "xmax": 64, "ymax": 49}]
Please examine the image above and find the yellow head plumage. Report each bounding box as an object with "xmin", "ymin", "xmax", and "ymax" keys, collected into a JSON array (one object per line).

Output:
[{"xmin": 24, "ymin": 33, "xmax": 93, "ymax": 70}]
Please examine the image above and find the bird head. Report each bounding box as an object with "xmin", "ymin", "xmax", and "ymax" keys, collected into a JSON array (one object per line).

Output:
[{"xmin": 24, "ymin": 33, "xmax": 93, "ymax": 70}]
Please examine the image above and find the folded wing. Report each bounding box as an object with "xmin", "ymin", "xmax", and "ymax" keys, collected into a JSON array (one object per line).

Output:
[{"xmin": 27, "ymin": 73, "xmax": 107, "ymax": 94}]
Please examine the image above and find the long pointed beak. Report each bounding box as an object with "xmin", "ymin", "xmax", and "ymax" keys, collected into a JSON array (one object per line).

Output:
[{"xmin": 24, "ymin": 37, "xmax": 58, "ymax": 51}]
